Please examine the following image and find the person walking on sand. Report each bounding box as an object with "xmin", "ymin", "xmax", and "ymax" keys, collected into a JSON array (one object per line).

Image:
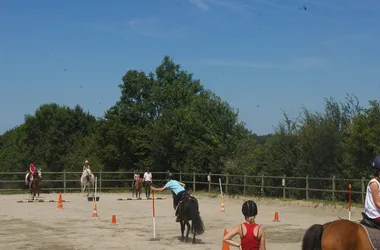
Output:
[
  {"xmin": 143, "ymin": 168, "xmax": 153, "ymax": 198},
  {"xmin": 223, "ymin": 200, "xmax": 266, "ymax": 250}
]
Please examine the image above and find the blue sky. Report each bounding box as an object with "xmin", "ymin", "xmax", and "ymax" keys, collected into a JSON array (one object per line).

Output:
[{"xmin": 1, "ymin": 0, "xmax": 379, "ymax": 135}]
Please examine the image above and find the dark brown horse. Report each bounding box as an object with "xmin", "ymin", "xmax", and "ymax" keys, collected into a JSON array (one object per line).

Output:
[
  {"xmin": 29, "ymin": 169, "xmax": 41, "ymax": 200},
  {"xmin": 302, "ymin": 216, "xmax": 379, "ymax": 250}
]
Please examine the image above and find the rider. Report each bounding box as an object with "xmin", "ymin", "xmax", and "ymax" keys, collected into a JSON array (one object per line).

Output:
[
  {"xmin": 132, "ymin": 170, "xmax": 140, "ymax": 188},
  {"xmin": 223, "ymin": 200, "xmax": 266, "ymax": 250},
  {"xmin": 83, "ymin": 159, "xmax": 91, "ymax": 172},
  {"xmin": 364, "ymin": 156, "xmax": 380, "ymax": 227},
  {"xmin": 151, "ymin": 172, "xmax": 187, "ymax": 222},
  {"xmin": 25, "ymin": 160, "xmax": 36, "ymax": 185}
]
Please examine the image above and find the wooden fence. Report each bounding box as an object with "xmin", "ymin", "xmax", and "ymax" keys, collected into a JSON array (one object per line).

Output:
[{"xmin": 0, "ymin": 171, "xmax": 370, "ymax": 204}]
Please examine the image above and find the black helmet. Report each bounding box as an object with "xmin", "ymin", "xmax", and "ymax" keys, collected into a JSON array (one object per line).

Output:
[
  {"xmin": 242, "ymin": 200, "xmax": 258, "ymax": 218},
  {"xmin": 373, "ymin": 156, "xmax": 380, "ymax": 169},
  {"xmin": 166, "ymin": 172, "xmax": 173, "ymax": 179}
]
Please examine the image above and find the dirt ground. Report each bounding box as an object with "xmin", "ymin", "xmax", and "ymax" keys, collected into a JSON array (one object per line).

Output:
[{"xmin": 0, "ymin": 192, "xmax": 363, "ymax": 250}]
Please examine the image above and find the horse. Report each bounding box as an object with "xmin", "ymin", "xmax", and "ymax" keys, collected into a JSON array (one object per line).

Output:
[
  {"xmin": 80, "ymin": 168, "xmax": 95, "ymax": 196},
  {"xmin": 132, "ymin": 177, "xmax": 144, "ymax": 199},
  {"xmin": 301, "ymin": 214, "xmax": 380, "ymax": 250},
  {"xmin": 176, "ymin": 194, "xmax": 205, "ymax": 243},
  {"xmin": 29, "ymin": 169, "xmax": 41, "ymax": 200}
]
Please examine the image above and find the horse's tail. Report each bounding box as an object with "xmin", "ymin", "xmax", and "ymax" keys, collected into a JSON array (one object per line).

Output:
[
  {"xmin": 189, "ymin": 198, "xmax": 205, "ymax": 235},
  {"xmin": 301, "ymin": 224, "xmax": 324, "ymax": 250}
]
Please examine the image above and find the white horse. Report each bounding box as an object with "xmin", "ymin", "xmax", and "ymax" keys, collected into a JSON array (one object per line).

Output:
[{"xmin": 80, "ymin": 168, "xmax": 95, "ymax": 196}]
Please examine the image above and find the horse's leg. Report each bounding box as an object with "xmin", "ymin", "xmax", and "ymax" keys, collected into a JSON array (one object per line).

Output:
[
  {"xmin": 186, "ymin": 221, "xmax": 191, "ymax": 242},
  {"xmin": 192, "ymin": 221, "xmax": 196, "ymax": 244},
  {"xmin": 180, "ymin": 220, "xmax": 185, "ymax": 242}
]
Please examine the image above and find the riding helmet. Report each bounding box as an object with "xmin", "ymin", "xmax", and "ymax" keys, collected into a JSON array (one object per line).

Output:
[
  {"xmin": 373, "ymin": 156, "xmax": 380, "ymax": 170},
  {"xmin": 242, "ymin": 200, "xmax": 258, "ymax": 218},
  {"xmin": 166, "ymin": 172, "xmax": 173, "ymax": 179}
]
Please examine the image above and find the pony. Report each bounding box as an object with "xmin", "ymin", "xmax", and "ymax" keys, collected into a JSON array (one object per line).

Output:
[
  {"xmin": 301, "ymin": 215, "xmax": 380, "ymax": 250},
  {"xmin": 132, "ymin": 177, "xmax": 144, "ymax": 199},
  {"xmin": 29, "ymin": 168, "xmax": 42, "ymax": 200},
  {"xmin": 80, "ymin": 168, "xmax": 95, "ymax": 196},
  {"xmin": 176, "ymin": 194, "xmax": 205, "ymax": 243}
]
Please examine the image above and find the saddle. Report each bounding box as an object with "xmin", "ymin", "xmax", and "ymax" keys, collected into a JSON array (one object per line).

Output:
[
  {"xmin": 175, "ymin": 192, "xmax": 191, "ymax": 215},
  {"xmin": 361, "ymin": 212, "xmax": 380, "ymax": 230},
  {"xmin": 360, "ymin": 212, "xmax": 380, "ymax": 250}
]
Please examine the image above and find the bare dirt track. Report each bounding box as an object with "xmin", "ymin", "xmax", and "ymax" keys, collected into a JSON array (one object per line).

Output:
[{"xmin": 0, "ymin": 192, "xmax": 363, "ymax": 250}]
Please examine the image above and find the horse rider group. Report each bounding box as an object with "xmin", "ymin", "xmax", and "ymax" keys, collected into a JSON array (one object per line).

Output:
[{"xmin": 132, "ymin": 168, "xmax": 153, "ymax": 198}]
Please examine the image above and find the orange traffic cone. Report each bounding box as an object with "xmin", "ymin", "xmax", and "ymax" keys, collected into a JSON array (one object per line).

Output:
[
  {"xmin": 92, "ymin": 203, "xmax": 99, "ymax": 217},
  {"xmin": 222, "ymin": 229, "xmax": 230, "ymax": 250},
  {"xmin": 57, "ymin": 192, "xmax": 63, "ymax": 209},
  {"xmin": 220, "ymin": 199, "xmax": 225, "ymax": 212},
  {"xmin": 273, "ymin": 212, "xmax": 280, "ymax": 222},
  {"xmin": 111, "ymin": 215, "xmax": 116, "ymax": 224}
]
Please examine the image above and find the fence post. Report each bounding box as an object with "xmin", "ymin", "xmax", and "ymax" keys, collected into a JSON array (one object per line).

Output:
[
  {"xmin": 243, "ymin": 174, "xmax": 247, "ymax": 196},
  {"xmin": 193, "ymin": 172, "xmax": 196, "ymax": 192},
  {"xmin": 362, "ymin": 177, "xmax": 365, "ymax": 204},
  {"xmin": 99, "ymin": 170, "xmax": 102, "ymax": 193},
  {"xmin": 261, "ymin": 174, "xmax": 264, "ymax": 196},
  {"xmin": 208, "ymin": 173, "xmax": 211, "ymax": 193},
  {"xmin": 332, "ymin": 176, "xmax": 336, "ymax": 201},
  {"xmin": 180, "ymin": 172, "xmax": 182, "ymax": 182},
  {"xmin": 226, "ymin": 173, "xmax": 229, "ymax": 195},
  {"xmin": 282, "ymin": 175, "xmax": 286, "ymax": 199},
  {"xmin": 305, "ymin": 175, "xmax": 309, "ymax": 200},
  {"xmin": 63, "ymin": 170, "xmax": 66, "ymax": 193}
]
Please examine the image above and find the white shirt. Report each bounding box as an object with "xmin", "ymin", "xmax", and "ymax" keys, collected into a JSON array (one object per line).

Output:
[
  {"xmin": 144, "ymin": 172, "xmax": 152, "ymax": 182},
  {"xmin": 365, "ymin": 178, "xmax": 380, "ymax": 219}
]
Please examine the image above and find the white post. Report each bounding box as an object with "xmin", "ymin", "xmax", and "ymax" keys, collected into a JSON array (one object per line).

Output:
[{"xmin": 94, "ymin": 176, "xmax": 97, "ymax": 203}]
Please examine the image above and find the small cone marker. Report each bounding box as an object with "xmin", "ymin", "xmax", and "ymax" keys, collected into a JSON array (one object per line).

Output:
[
  {"xmin": 220, "ymin": 199, "xmax": 225, "ymax": 212},
  {"xmin": 111, "ymin": 215, "xmax": 116, "ymax": 224},
  {"xmin": 222, "ymin": 229, "xmax": 230, "ymax": 250},
  {"xmin": 92, "ymin": 203, "xmax": 99, "ymax": 217},
  {"xmin": 57, "ymin": 192, "xmax": 63, "ymax": 209},
  {"xmin": 273, "ymin": 212, "xmax": 280, "ymax": 222}
]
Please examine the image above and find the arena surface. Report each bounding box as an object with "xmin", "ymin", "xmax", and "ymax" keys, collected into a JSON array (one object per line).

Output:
[{"xmin": 0, "ymin": 192, "xmax": 362, "ymax": 250}]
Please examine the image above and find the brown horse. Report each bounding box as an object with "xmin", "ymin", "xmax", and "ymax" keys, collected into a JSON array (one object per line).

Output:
[
  {"xmin": 132, "ymin": 177, "xmax": 144, "ymax": 199},
  {"xmin": 29, "ymin": 170, "xmax": 41, "ymax": 200},
  {"xmin": 302, "ymin": 215, "xmax": 380, "ymax": 250}
]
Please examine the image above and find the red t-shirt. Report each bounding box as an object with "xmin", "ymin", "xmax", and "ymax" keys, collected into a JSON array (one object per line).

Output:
[{"xmin": 29, "ymin": 164, "xmax": 36, "ymax": 173}]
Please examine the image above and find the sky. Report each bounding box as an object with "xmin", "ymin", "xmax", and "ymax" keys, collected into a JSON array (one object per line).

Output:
[{"xmin": 0, "ymin": 0, "xmax": 379, "ymax": 136}]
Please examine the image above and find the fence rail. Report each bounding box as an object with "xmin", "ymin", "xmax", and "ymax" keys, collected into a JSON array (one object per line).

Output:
[{"xmin": 0, "ymin": 171, "xmax": 369, "ymax": 204}]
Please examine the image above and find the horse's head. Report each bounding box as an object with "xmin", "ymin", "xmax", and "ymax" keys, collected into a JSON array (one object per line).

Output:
[{"xmin": 83, "ymin": 168, "xmax": 92, "ymax": 176}]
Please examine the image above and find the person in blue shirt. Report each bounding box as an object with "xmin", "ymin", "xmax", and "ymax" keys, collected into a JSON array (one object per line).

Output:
[{"xmin": 151, "ymin": 172, "xmax": 187, "ymax": 222}]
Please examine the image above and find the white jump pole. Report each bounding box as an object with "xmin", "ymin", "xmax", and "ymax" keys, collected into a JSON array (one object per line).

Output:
[
  {"xmin": 94, "ymin": 176, "xmax": 97, "ymax": 202},
  {"xmin": 348, "ymin": 184, "xmax": 352, "ymax": 221},
  {"xmin": 219, "ymin": 178, "xmax": 223, "ymax": 198},
  {"xmin": 150, "ymin": 189, "xmax": 159, "ymax": 241}
]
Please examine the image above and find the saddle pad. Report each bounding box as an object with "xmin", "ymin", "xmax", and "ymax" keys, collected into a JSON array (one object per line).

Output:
[{"xmin": 361, "ymin": 223, "xmax": 380, "ymax": 250}]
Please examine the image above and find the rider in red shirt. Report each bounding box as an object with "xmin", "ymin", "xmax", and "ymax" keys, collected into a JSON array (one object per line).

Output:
[
  {"xmin": 223, "ymin": 200, "xmax": 266, "ymax": 250},
  {"xmin": 29, "ymin": 161, "xmax": 36, "ymax": 182}
]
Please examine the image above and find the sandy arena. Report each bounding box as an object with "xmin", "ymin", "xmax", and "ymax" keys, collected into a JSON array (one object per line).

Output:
[{"xmin": 0, "ymin": 192, "xmax": 363, "ymax": 250}]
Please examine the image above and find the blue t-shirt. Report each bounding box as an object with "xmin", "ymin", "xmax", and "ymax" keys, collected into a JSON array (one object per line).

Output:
[{"xmin": 165, "ymin": 180, "xmax": 185, "ymax": 195}]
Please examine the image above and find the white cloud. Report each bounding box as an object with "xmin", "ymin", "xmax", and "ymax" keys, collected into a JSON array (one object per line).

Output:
[
  {"xmin": 187, "ymin": 0, "xmax": 209, "ymax": 11},
  {"xmin": 128, "ymin": 18, "xmax": 187, "ymax": 39}
]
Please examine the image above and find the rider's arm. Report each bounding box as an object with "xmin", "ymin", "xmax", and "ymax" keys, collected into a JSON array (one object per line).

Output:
[
  {"xmin": 370, "ymin": 182, "xmax": 380, "ymax": 209},
  {"xmin": 223, "ymin": 224, "xmax": 242, "ymax": 248},
  {"xmin": 180, "ymin": 182, "xmax": 186, "ymax": 187},
  {"xmin": 152, "ymin": 186, "xmax": 167, "ymax": 192}
]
